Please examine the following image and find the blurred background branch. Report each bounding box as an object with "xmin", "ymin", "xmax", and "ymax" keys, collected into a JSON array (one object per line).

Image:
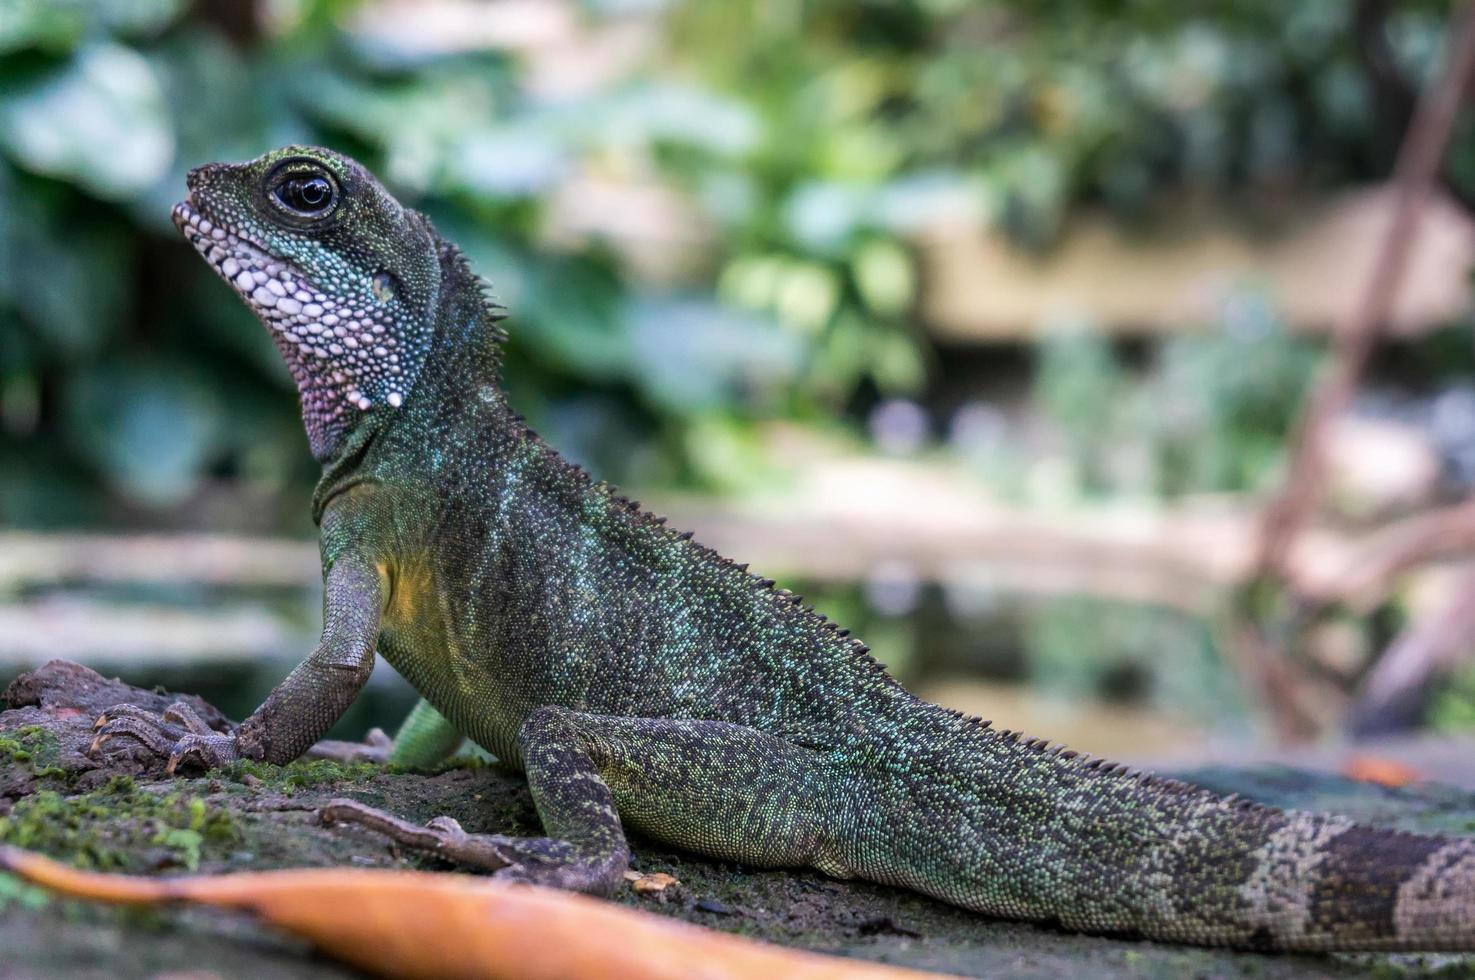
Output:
[
  {"xmin": 1257, "ymin": 1, "xmax": 1475, "ymax": 579},
  {"xmin": 1242, "ymin": 0, "xmax": 1475, "ymax": 742}
]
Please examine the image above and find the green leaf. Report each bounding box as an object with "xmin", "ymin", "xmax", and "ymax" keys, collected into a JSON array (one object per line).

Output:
[
  {"xmin": 7, "ymin": 184, "xmax": 130, "ymax": 357},
  {"xmin": 0, "ymin": 163, "xmax": 13, "ymax": 308},
  {"xmin": 514, "ymin": 256, "xmax": 631, "ymax": 380},
  {"xmin": 0, "ymin": 41, "xmax": 173, "ymax": 200},
  {"xmin": 852, "ymin": 240, "xmax": 913, "ymax": 317},
  {"xmin": 625, "ymin": 296, "xmax": 800, "ymax": 413},
  {"xmin": 64, "ymin": 359, "xmax": 226, "ymax": 506},
  {"xmin": 0, "ymin": 0, "xmax": 184, "ymax": 52},
  {"xmin": 583, "ymin": 83, "xmax": 760, "ymax": 157}
]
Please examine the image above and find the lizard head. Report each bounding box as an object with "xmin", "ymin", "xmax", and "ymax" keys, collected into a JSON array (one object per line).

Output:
[{"xmin": 173, "ymin": 146, "xmax": 442, "ymax": 459}]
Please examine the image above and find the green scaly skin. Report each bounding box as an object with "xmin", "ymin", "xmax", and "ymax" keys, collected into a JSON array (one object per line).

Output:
[{"xmin": 90, "ymin": 146, "xmax": 1475, "ymax": 952}]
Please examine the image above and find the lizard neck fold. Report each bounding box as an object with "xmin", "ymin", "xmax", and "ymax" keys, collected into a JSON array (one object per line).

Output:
[{"xmin": 311, "ymin": 422, "xmax": 383, "ymax": 525}]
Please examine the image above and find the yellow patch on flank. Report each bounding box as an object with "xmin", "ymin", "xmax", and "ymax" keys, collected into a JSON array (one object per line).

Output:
[{"xmin": 383, "ymin": 553, "xmax": 435, "ymax": 628}]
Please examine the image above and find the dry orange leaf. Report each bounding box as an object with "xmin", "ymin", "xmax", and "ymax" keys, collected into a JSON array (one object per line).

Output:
[
  {"xmin": 1341, "ymin": 755, "xmax": 1423, "ymax": 788},
  {"xmin": 629, "ymin": 871, "xmax": 681, "ymax": 895},
  {"xmin": 0, "ymin": 847, "xmax": 945, "ymax": 980}
]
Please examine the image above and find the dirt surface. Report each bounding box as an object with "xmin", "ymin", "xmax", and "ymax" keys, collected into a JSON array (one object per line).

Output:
[{"xmin": 2, "ymin": 660, "xmax": 1475, "ymax": 979}]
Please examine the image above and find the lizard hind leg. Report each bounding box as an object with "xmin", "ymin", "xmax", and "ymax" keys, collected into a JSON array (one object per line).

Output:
[
  {"xmin": 322, "ymin": 702, "xmax": 632, "ymax": 895},
  {"xmin": 321, "ymin": 705, "xmax": 845, "ymax": 895}
]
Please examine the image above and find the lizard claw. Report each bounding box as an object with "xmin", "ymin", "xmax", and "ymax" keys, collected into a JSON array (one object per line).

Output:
[
  {"xmin": 425, "ymin": 815, "xmax": 467, "ymax": 837},
  {"xmin": 93, "ymin": 703, "xmax": 164, "ymax": 733},
  {"xmin": 164, "ymin": 732, "xmax": 236, "ymax": 774},
  {"xmin": 320, "ymin": 798, "xmax": 473, "ymax": 854},
  {"xmin": 90, "ymin": 702, "xmax": 238, "ymax": 773}
]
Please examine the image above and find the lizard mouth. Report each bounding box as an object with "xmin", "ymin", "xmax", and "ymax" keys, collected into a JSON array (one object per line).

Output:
[
  {"xmin": 173, "ymin": 198, "xmax": 305, "ymax": 299},
  {"xmin": 172, "ymin": 197, "xmax": 400, "ymax": 414},
  {"xmin": 173, "ymin": 198, "xmax": 335, "ymax": 328}
]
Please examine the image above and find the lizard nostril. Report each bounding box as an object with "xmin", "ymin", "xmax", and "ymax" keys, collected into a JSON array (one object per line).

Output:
[{"xmin": 185, "ymin": 164, "xmax": 217, "ymax": 192}]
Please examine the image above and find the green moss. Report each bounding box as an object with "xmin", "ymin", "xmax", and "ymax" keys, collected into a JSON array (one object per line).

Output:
[
  {"xmin": 1363, "ymin": 955, "xmax": 1475, "ymax": 978},
  {"xmin": 385, "ymin": 752, "xmax": 496, "ymax": 777},
  {"xmin": 226, "ymin": 758, "xmax": 378, "ymax": 793},
  {"xmin": 0, "ymin": 726, "xmax": 68, "ymax": 781},
  {"xmin": 0, "ymin": 776, "xmax": 238, "ymax": 872}
]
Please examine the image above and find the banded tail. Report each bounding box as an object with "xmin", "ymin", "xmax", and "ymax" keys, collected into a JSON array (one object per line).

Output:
[{"xmin": 846, "ymin": 713, "xmax": 1475, "ymax": 951}]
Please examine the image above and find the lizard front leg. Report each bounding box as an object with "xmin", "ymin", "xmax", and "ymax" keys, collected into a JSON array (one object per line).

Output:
[
  {"xmin": 323, "ymin": 707, "xmax": 844, "ymax": 894},
  {"xmin": 92, "ymin": 553, "xmax": 386, "ymax": 772}
]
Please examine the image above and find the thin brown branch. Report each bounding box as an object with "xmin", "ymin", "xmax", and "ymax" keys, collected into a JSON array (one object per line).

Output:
[
  {"xmin": 1224, "ymin": 619, "xmax": 1324, "ymax": 743},
  {"xmin": 1255, "ymin": 4, "xmax": 1475, "ymax": 579},
  {"xmin": 1229, "ymin": 4, "xmax": 1475, "ymax": 744},
  {"xmin": 1306, "ymin": 495, "xmax": 1475, "ymax": 611},
  {"xmin": 1355, "ymin": 0, "xmax": 1475, "ymax": 213}
]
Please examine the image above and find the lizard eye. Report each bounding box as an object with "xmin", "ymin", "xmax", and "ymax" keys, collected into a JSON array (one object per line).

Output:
[{"xmin": 272, "ymin": 174, "xmax": 336, "ymax": 216}]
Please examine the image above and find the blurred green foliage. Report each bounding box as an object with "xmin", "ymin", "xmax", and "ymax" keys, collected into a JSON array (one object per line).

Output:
[
  {"xmin": 1034, "ymin": 298, "xmax": 1321, "ymax": 499},
  {"xmin": 0, "ymin": 0, "xmax": 1459, "ymax": 528},
  {"xmin": 1431, "ymin": 657, "xmax": 1475, "ymax": 732},
  {"xmin": 1022, "ymin": 594, "xmax": 1242, "ymax": 725}
]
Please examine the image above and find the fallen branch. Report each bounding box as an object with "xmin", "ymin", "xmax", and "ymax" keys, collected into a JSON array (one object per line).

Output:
[
  {"xmin": 0, "ymin": 531, "xmax": 318, "ymax": 591},
  {"xmin": 1231, "ymin": 4, "xmax": 1475, "ymax": 743}
]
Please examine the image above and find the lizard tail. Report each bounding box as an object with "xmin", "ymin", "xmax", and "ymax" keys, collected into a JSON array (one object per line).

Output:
[
  {"xmin": 1120, "ymin": 804, "xmax": 1475, "ymax": 951},
  {"xmin": 853, "ymin": 722, "xmax": 1475, "ymax": 951}
]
